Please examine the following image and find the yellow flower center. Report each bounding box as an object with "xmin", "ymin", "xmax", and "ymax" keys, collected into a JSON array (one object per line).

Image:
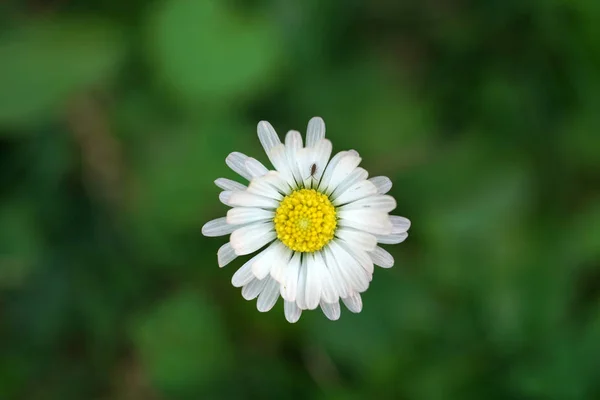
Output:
[{"xmin": 274, "ymin": 189, "xmax": 337, "ymax": 253}]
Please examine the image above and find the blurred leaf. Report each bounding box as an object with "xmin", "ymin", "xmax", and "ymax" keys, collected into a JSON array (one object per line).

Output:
[
  {"xmin": 146, "ymin": 0, "xmax": 281, "ymax": 107},
  {"xmin": 0, "ymin": 199, "xmax": 41, "ymax": 288},
  {"xmin": 0, "ymin": 19, "xmax": 124, "ymax": 129},
  {"xmin": 127, "ymin": 118, "xmax": 255, "ymax": 263},
  {"xmin": 132, "ymin": 290, "xmax": 231, "ymax": 396}
]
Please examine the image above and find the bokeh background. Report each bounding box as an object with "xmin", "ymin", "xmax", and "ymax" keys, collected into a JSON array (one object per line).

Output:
[{"xmin": 1, "ymin": 0, "xmax": 599, "ymax": 399}]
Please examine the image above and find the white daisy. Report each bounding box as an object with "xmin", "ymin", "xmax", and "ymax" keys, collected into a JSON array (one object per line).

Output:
[{"xmin": 202, "ymin": 117, "xmax": 410, "ymax": 322}]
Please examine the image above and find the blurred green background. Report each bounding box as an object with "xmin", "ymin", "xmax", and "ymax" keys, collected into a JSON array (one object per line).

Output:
[{"xmin": 1, "ymin": 0, "xmax": 599, "ymax": 399}]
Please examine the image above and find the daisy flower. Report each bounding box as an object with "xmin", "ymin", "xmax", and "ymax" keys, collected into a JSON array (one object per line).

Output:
[{"xmin": 202, "ymin": 117, "xmax": 410, "ymax": 322}]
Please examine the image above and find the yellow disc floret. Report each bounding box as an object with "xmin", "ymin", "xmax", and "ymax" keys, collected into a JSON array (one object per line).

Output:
[{"xmin": 274, "ymin": 189, "xmax": 337, "ymax": 253}]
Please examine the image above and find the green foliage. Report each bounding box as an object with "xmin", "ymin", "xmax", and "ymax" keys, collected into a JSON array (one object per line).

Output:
[
  {"xmin": 0, "ymin": 19, "xmax": 124, "ymax": 128},
  {"xmin": 0, "ymin": 0, "xmax": 598, "ymax": 399}
]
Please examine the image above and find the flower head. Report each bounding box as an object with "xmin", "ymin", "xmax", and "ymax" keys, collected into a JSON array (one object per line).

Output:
[{"xmin": 202, "ymin": 117, "xmax": 410, "ymax": 322}]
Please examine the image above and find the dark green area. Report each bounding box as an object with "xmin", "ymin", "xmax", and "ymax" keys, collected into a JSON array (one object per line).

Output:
[{"xmin": 1, "ymin": 0, "xmax": 599, "ymax": 399}]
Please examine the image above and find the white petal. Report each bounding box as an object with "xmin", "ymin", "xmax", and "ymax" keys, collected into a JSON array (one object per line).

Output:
[
  {"xmin": 325, "ymin": 152, "xmax": 362, "ymax": 195},
  {"xmin": 328, "ymin": 241, "xmax": 370, "ymax": 293},
  {"xmin": 227, "ymin": 207, "xmax": 274, "ymax": 225},
  {"xmin": 297, "ymin": 139, "xmax": 332, "ymax": 187},
  {"xmin": 330, "ymin": 167, "xmax": 368, "ymax": 201},
  {"xmin": 316, "ymin": 251, "xmax": 338, "ymax": 303},
  {"xmin": 305, "ymin": 253, "xmax": 323, "ymax": 310},
  {"xmin": 323, "ymin": 245, "xmax": 349, "ymax": 298},
  {"xmin": 338, "ymin": 240, "xmax": 374, "ymax": 275},
  {"xmin": 339, "ymin": 195, "xmax": 397, "ymax": 213},
  {"xmin": 317, "ymin": 151, "xmax": 347, "ymax": 193},
  {"xmin": 215, "ymin": 178, "xmax": 246, "ymax": 191},
  {"xmin": 369, "ymin": 246, "xmax": 394, "ymax": 268},
  {"xmin": 219, "ymin": 191, "xmax": 233, "ymax": 206},
  {"xmin": 320, "ymin": 300, "xmax": 341, "ymax": 321},
  {"xmin": 338, "ymin": 210, "xmax": 393, "ymax": 235},
  {"xmin": 247, "ymin": 177, "xmax": 283, "ymax": 200},
  {"xmin": 232, "ymin": 253, "xmax": 262, "ymax": 287},
  {"xmin": 342, "ymin": 292, "xmax": 363, "ymax": 313},
  {"xmin": 257, "ymin": 120, "xmax": 281, "ymax": 157},
  {"xmin": 306, "ymin": 116, "xmax": 325, "ymax": 147},
  {"xmin": 390, "ymin": 216, "xmax": 411, "ymax": 233},
  {"xmin": 285, "ymin": 130, "xmax": 303, "ymax": 187},
  {"xmin": 311, "ymin": 139, "xmax": 333, "ymax": 182},
  {"xmin": 296, "ymin": 256, "xmax": 308, "ymax": 309},
  {"xmin": 332, "ymin": 180, "xmax": 378, "ymax": 206},
  {"xmin": 375, "ymin": 232, "xmax": 408, "ymax": 244},
  {"xmin": 241, "ymin": 278, "xmax": 267, "ymax": 300},
  {"xmin": 217, "ymin": 242, "xmax": 237, "ymax": 268},
  {"xmin": 267, "ymin": 144, "xmax": 294, "ymax": 183},
  {"xmin": 270, "ymin": 246, "xmax": 292, "ymax": 283},
  {"xmin": 228, "ymin": 191, "xmax": 279, "ymax": 209},
  {"xmin": 245, "ymin": 157, "xmax": 269, "ymax": 179},
  {"xmin": 369, "ymin": 176, "xmax": 392, "ymax": 194},
  {"xmin": 226, "ymin": 152, "xmax": 252, "ymax": 181},
  {"xmin": 251, "ymin": 240, "xmax": 285, "ymax": 279},
  {"xmin": 281, "ymin": 252, "xmax": 300, "ymax": 302},
  {"xmin": 284, "ymin": 300, "xmax": 302, "ymax": 323},
  {"xmin": 202, "ymin": 217, "xmax": 235, "ymax": 237},
  {"xmin": 334, "ymin": 228, "xmax": 377, "ymax": 252},
  {"xmin": 262, "ymin": 171, "xmax": 293, "ymax": 195},
  {"xmin": 230, "ymin": 223, "xmax": 276, "ymax": 256},
  {"xmin": 257, "ymin": 277, "xmax": 280, "ymax": 312}
]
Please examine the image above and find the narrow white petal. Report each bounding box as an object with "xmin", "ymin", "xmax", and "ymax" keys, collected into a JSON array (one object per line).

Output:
[
  {"xmin": 320, "ymin": 300, "xmax": 341, "ymax": 321},
  {"xmin": 323, "ymin": 245, "xmax": 349, "ymax": 298},
  {"xmin": 284, "ymin": 300, "xmax": 302, "ymax": 323},
  {"xmin": 217, "ymin": 242, "xmax": 237, "ymax": 268},
  {"xmin": 202, "ymin": 217, "xmax": 235, "ymax": 237},
  {"xmin": 369, "ymin": 176, "xmax": 392, "ymax": 194},
  {"xmin": 262, "ymin": 171, "xmax": 293, "ymax": 195},
  {"xmin": 328, "ymin": 241, "xmax": 370, "ymax": 293},
  {"xmin": 215, "ymin": 178, "xmax": 246, "ymax": 191},
  {"xmin": 219, "ymin": 191, "xmax": 233, "ymax": 206},
  {"xmin": 281, "ymin": 252, "xmax": 300, "ymax": 302},
  {"xmin": 257, "ymin": 120, "xmax": 281, "ymax": 156},
  {"xmin": 230, "ymin": 223, "xmax": 276, "ymax": 256},
  {"xmin": 339, "ymin": 195, "xmax": 397, "ymax": 213},
  {"xmin": 306, "ymin": 116, "xmax": 326, "ymax": 147},
  {"xmin": 296, "ymin": 256, "xmax": 308, "ymax": 309},
  {"xmin": 369, "ymin": 246, "xmax": 394, "ymax": 268},
  {"xmin": 338, "ymin": 210, "xmax": 393, "ymax": 235},
  {"xmin": 316, "ymin": 251, "xmax": 338, "ymax": 303},
  {"xmin": 226, "ymin": 152, "xmax": 252, "ymax": 181},
  {"xmin": 332, "ymin": 180, "xmax": 378, "ymax": 206},
  {"xmin": 390, "ymin": 216, "xmax": 411, "ymax": 233},
  {"xmin": 285, "ymin": 130, "xmax": 303, "ymax": 187},
  {"xmin": 232, "ymin": 253, "xmax": 262, "ymax": 287},
  {"xmin": 270, "ymin": 246, "xmax": 292, "ymax": 283},
  {"xmin": 330, "ymin": 167, "xmax": 368, "ymax": 201},
  {"xmin": 228, "ymin": 191, "xmax": 279, "ymax": 209},
  {"xmin": 305, "ymin": 253, "xmax": 323, "ymax": 310},
  {"xmin": 375, "ymin": 232, "xmax": 408, "ymax": 244},
  {"xmin": 257, "ymin": 277, "xmax": 280, "ymax": 312},
  {"xmin": 245, "ymin": 157, "xmax": 269, "ymax": 179},
  {"xmin": 326, "ymin": 153, "xmax": 362, "ymax": 195},
  {"xmin": 317, "ymin": 151, "xmax": 348, "ymax": 192},
  {"xmin": 342, "ymin": 292, "xmax": 363, "ymax": 313},
  {"xmin": 241, "ymin": 278, "xmax": 267, "ymax": 300},
  {"xmin": 247, "ymin": 177, "xmax": 283, "ymax": 200},
  {"xmin": 338, "ymin": 240, "xmax": 374, "ymax": 275},
  {"xmin": 268, "ymin": 144, "xmax": 294, "ymax": 183},
  {"xmin": 251, "ymin": 241, "xmax": 284, "ymax": 279},
  {"xmin": 227, "ymin": 207, "xmax": 274, "ymax": 225},
  {"xmin": 311, "ymin": 139, "xmax": 333, "ymax": 182},
  {"xmin": 335, "ymin": 228, "xmax": 377, "ymax": 252}
]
